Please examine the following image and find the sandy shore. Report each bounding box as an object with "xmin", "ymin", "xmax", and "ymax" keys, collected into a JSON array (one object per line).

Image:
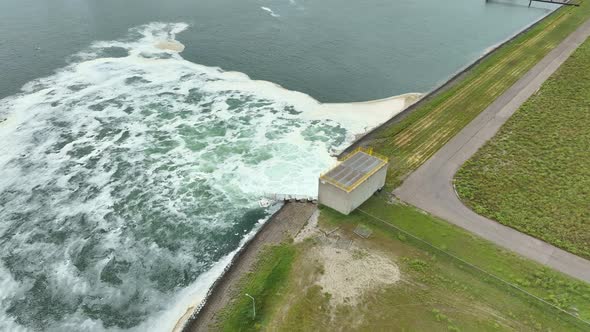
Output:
[
  {"xmin": 316, "ymin": 93, "xmax": 422, "ymax": 126},
  {"xmin": 178, "ymin": 203, "xmax": 316, "ymax": 332},
  {"xmin": 156, "ymin": 40, "xmax": 185, "ymax": 52},
  {"xmin": 303, "ymin": 93, "xmax": 423, "ymax": 135}
]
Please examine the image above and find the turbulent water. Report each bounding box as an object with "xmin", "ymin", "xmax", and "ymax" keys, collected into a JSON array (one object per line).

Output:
[{"xmin": 0, "ymin": 23, "xmax": 383, "ymax": 331}]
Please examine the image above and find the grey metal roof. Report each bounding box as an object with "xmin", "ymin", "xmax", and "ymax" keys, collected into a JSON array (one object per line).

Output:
[{"xmin": 321, "ymin": 151, "xmax": 387, "ymax": 190}]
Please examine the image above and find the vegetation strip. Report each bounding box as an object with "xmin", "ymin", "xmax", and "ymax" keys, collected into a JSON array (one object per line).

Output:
[
  {"xmin": 183, "ymin": 203, "xmax": 316, "ymax": 332},
  {"xmin": 215, "ymin": 199, "xmax": 590, "ymax": 331},
  {"xmin": 394, "ymin": 16, "xmax": 590, "ymax": 282},
  {"xmin": 455, "ymin": 34, "xmax": 590, "ymax": 259},
  {"xmin": 349, "ymin": 2, "xmax": 590, "ymax": 188},
  {"xmin": 355, "ymin": 208, "xmax": 590, "ymax": 327},
  {"xmin": 350, "ymin": 197, "xmax": 590, "ymax": 326},
  {"xmin": 215, "ymin": 244, "xmax": 296, "ymax": 331}
]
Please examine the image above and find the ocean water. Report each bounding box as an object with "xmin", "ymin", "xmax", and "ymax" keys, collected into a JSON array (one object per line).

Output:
[{"xmin": 0, "ymin": 1, "xmax": 556, "ymax": 331}]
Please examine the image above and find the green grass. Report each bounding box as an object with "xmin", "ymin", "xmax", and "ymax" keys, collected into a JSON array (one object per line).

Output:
[
  {"xmin": 356, "ymin": 196, "xmax": 590, "ymax": 322},
  {"xmin": 217, "ymin": 197, "xmax": 590, "ymax": 331},
  {"xmin": 305, "ymin": 198, "xmax": 590, "ymax": 331},
  {"xmin": 362, "ymin": 1, "xmax": 590, "ymax": 188},
  {"xmin": 215, "ymin": 244, "xmax": 296, "ymax": 331},
  {"xmin": 455, "ymin": 35, "xmax": 590, "ymax": 259}
]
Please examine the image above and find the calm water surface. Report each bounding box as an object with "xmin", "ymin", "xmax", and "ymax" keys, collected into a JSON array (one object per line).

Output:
[{"xmin": 1, "ymin": 0, "xmax": 554, "ymax": 102}]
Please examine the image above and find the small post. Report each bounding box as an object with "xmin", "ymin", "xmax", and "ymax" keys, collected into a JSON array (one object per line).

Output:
[{"xmin": 245, "ymin": 293, "xmax": 256, "ymax": 319}]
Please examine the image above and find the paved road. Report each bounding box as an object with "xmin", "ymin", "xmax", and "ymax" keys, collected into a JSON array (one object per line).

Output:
[{"xmin": 394, "ymin": 19, "xmax": 590, "ymax": 283}]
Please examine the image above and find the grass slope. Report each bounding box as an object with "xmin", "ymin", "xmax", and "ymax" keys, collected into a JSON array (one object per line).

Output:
[
  {"xmin": 215, "ymin": 244, "xmax": 296, "ymax": 331},
  {"xmin": 363, "ymin": 2, "xmax": 590, "ymax": 188},
  {"xmin": 455, "ymin": 37, "xmax": 590, "ymax": 259},
  {"xmin": 216, "ymin": 198, "xmax": 590, "ymax": 331}
]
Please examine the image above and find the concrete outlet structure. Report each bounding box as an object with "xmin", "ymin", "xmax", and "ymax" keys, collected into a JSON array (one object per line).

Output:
[{"xmin": 318, "ymin": 148, "xmax": 388, "ymax": 215}]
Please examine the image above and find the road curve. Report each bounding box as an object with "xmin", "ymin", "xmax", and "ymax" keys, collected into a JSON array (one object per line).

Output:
[{"xmin": 394, "ymin": 18, "xmax": 590, "ymax": 283}]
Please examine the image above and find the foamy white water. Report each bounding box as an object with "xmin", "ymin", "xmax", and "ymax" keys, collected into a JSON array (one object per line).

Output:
[
  {"xmin": 260, "ymin": 6, "xmax": 280, "ymax": 17},
  {"xmin": 0, "ymin": 22, "xmax": 417, "ymax": 331}
]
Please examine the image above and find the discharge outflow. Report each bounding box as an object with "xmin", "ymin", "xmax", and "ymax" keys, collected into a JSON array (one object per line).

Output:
[{"xmin": 0, "ymin": 22, "xmax": 417, "ymax": 331}]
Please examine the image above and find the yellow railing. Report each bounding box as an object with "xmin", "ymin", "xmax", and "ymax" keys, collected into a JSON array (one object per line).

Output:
[
  {"xmin": 337, "ymin": 146, "xmax": 389, "ymax": 163},
  {"xmin": 319, "ymin": 147, "xmax": 389, "ymax": 192}
]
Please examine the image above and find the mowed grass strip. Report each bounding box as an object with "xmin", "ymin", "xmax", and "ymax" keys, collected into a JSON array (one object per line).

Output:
[
  {"xmin": 455, "ymin": 37, "xmax": 590, "ymax": 259},
  {"xmin": 365, "ymin": 2, "xmax": 590, "ymax": 188}
]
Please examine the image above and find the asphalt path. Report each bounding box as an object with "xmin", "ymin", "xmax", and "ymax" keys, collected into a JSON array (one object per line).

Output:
[{"xmin": 394, "ymin": 19, "xmax": 590, "ymax": 283}]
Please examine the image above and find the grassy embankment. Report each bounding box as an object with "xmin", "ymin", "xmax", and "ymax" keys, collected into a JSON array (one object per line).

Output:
[
  {"xmin": 455, "ymin": 36, "xmax": 590, "ymax": 259},
  {"xmin": 214, "ymin": 3, "xmax": 590, "ymax": 331},
  {"xmin": 367, "ymin": 1, "xmax": 590, "ymax": 188},
  {"xmin": 216, "ymin": 197, "xmax": 590, "ymax": 331},
  {"xmin": 215, "ymin": 244, "xmax": 296, "ymax": 331}
]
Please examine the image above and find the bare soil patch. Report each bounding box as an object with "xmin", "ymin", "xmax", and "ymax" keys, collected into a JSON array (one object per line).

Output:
[
  {"xmin": 296, "ymin": 211, "xmax": 401, "ymax": 307},
  {"xmin": 315, "ymin": 244, "xmax": 400, "ymax": 306}
]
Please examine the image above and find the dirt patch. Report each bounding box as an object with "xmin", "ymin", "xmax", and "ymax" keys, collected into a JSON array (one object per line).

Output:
[
  {"xmin": 294, "ymin": 211, "xmax": 401, "ymax": 307},
  {"xmin": 156, "ymin": 40, "xmax": 185, "ymax": 52},
  {"xmin": 315, "ymin": 245, "xmax": 400, "ymax": 306}
]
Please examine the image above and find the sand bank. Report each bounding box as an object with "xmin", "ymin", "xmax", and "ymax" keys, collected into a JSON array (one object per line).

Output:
[
  {"xmin": 311, "ymin": 93, "xmax": 423, "ymax": 135},
  {"xmin": 156, "ymin": 40, "xmax": 185, "ymax": 52}
]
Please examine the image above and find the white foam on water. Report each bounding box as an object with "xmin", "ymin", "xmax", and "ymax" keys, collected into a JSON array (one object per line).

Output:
[
  {"xmin": 0, "ymin": 22, "xmax": 418, "ymax": 331},
  {"xmin": 0, "ymin": 263, "xmax": 27, "ymax": 332},
  {"xmin": 261, "ymin": 6, "xmax": 280, "ymax": 17}
]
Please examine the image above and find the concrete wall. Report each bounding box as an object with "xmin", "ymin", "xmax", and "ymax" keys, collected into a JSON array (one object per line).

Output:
[
  {"xmin": 347, "ymin": 164, "xmax": 387, "ymax": 213},
  {"xmin": 318, "ymin": 163, "xmax": 387, "ymax": 215},
  {"xmin": 318, "ymin": 178, "xmax": 352, "ymax": 214}
]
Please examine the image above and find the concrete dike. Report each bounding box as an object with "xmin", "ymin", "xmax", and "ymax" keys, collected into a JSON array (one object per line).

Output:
[{"xmin": 178, "ymin": 203, "xmax": 316, "ymax": 332}]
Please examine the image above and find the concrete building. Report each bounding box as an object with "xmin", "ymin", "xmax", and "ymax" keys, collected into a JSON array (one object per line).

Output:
[{"xmin": 318, "ymin": 147, "xmax": 388, "ymax": 215}]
